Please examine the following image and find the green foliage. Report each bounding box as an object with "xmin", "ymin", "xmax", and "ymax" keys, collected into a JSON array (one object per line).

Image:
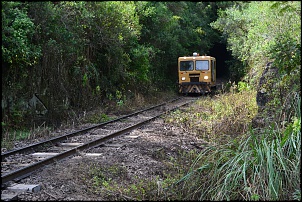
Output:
[
  {"xmin": 115, "ymin": 90, "xmax": 125, "ymax": 107},
  {"xmin": 225, "ymin": 59, "xmax": 247, "ymax": 82},
  {"xmin": 3, "ymin": 3, "xmax": 300, "ymax": 200},
  {"xmin": 2, "ymin": 1, "xmax": 41, "ymax": 67},
  {"xmin": 82, "ymin": 73, "xmax": 88, "ymax": 87},
  {"xmin": 165, "ymin": 90, "xmax": 258, "ymax": 146},
  {"xmin": 2, "ymin": 2, "xmax": 42, "ymax": 129},
  {"xmin": 174, "ymin": 93, "xmax": 301, "ymax": 200},
  {"xmin": 2, "ymin": 1, "xmax": 226, "ymax": 129},
  {"xmin": 211, "ymin": 1, "xmax": 301, "ymax": 84},
  {"xmin": 85, "ymin": 113, "xmax": 112, "ymax": 124},
  {"xmin": 2, "ymin": 120, "xmax": 53, "ymax": 149},
  {"xmin": 269, "ymin": 35, "xmax": 301, "ymax": 75},
  {"xmin": 267, "ymin": 2, "xmax": 301, "ymax": 77},
  {"xmin": 237, "ymin": 81, "xmax": 251, "ymax": 92},
  {"xmin": 89, "ymin": 163, "xmax": 128, "ymax": 191},
  {"xmin": 137, "ymin": 2, "xmax": 220, "ymax": 86},
  {"xmin": 128, "ymin": 44, "xmax": 153, "ymax": 85}
]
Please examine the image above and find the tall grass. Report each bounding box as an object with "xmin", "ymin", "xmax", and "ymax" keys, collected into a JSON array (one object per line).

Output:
[
  {"xmin": 1, "ymin": 122, "xmax": 52, "ymax": 150},
  {"xmin": 175, "ymin": 92, "xmax": 301, "ymax": 200},
  {"xmin": 165, "ymin": 89, "xmax": 258, "ymax": 145}
]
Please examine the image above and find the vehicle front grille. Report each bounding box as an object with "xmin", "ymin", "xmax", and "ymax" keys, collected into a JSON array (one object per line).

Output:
[{"xmin": 190, "ymin": 77, "xmax": 199, "ymax": 82}]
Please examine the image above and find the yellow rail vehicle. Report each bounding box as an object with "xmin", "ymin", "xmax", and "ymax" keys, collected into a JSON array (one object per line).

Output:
[{"xmin": 178, "ymin": 52, "xmax": 216, "ymax": 94}]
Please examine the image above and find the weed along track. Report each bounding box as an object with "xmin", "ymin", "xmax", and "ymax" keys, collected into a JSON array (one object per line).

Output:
[{"xmin": 1, "ymin": 96, "xmax": 197, "ymax": 199}]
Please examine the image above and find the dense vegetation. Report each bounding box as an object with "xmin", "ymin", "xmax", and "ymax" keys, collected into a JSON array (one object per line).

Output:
[
  {"xmin": 170, "ymin": 1, "xmax": 301, "ymax": 200},
  {"xmin": 165, "ymin": 89, "xmax": 300, "ymax": 201},
  {"xmin": 2, "ymin": 1, "xmax": 226, "ymax": 130},
  {"xmin": 2, "ymin": 1, "xmax": 301, "ymax": 201}
]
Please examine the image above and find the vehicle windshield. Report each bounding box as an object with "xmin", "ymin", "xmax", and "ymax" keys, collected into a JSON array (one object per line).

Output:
[
  {"xmin": 180, "ymin": 61, "xmax": 194, "ymax": 71},
  {"xmin": 196, "ymin": 60, "xmax": 209, "ymax": 70}
]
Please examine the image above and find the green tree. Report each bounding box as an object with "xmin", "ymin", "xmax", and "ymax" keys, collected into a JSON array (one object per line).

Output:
[
  {"xmin": 211, "ymin": 1, "xmax": 301, "ymax": 83},
  {"xmin": 2, "ymin": 1, "xmax": 227, "ymax": 129},
  {"xmin": 136, "ymin": 1, "xmax": 220, "ymax": 87},
  {"xmin": 268, "ymin": 2, "xmax": 301, "ymax": 76},
  {"xmin": 2, "ymin": 1, "xmax": 41, "ymax": 128},
  {"xmin": 2, "ymin": 2, "xmax": 41, "ymax": 69}
]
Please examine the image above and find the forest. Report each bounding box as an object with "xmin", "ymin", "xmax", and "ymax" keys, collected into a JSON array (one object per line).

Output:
[
  {"xmin": 2, "ymin": 1, "xmax": 225, "ymax": 129},
  {"xmin": 2, "ymin": 1, "xmax": 300, "ymax": 130},
  {"xmin": 1, "ymin": 1, "xmax": 301, "ymax": 200}
]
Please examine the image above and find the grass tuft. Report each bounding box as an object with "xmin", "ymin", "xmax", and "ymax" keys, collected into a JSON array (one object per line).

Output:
[{"xmin": 174, "ymin": 92, "xmax": 301, "ymax": 200}]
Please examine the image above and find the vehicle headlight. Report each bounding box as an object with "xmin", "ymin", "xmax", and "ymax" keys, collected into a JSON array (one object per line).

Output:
[
  {"xmin": 204, "ymin": 76, "xmax": 209, "ymax": 80},
  {"xmin": 181, "ymin": 77, "xmax": 186, "ymax": 81}
]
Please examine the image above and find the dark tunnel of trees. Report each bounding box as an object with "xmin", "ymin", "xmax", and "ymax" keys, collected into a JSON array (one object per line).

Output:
[
  {"xmin": 2, "ymin": 1, "xmax": 300, "ymax": 130},
  {"xmin": 209, "ymin": 42, "xmax": 232, "ymax": 79}
]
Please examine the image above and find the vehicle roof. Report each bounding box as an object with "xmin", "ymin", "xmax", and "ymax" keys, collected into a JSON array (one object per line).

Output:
[{"xmin": 178, "ymin": 55, "xmax": 215, "ymax": 60}]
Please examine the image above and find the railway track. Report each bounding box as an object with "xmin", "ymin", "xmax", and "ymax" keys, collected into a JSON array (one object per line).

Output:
[{"xmin": 1, "ymin": 96, "xmax": 197, "ymax": 187}]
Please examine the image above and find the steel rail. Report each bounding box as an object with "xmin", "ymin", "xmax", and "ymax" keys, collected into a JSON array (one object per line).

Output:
[
  {"xmin": 1, "ymin": 98, "xmax": 195, "ymax": 184},
  {"xmin": 1, "ymin": 97, "xmax": 180, "ymax": 160}
]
